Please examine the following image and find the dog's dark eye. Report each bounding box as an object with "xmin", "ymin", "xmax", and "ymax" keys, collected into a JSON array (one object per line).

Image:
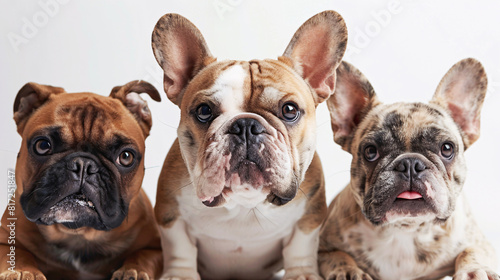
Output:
[
  {"xmin": 282, "ymin": 103, "xmax": 300, "ymax": 122},
  {"xmin": 34, "ymin": 138, "xmax": 52, "ymax": 155},
  {"xmin": 364, "ymin": 145, "xmax": 379, "ymax": 162},
  {"xmin": 440, "ymin": 142, "xmax": 454, "ymax": 159},
  {"xmin": 117, "ymin": 151, "xmax": 135, "ymax": 167},
  {"xmin": 196, "ymin": 104, "xmax": 213, "ymax": 123}
]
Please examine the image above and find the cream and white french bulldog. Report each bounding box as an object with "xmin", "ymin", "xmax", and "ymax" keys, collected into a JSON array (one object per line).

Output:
[
  {"xmin": 151, "ymin": 11, "xmax": 347, "ymax": 280},
  {"xmin": 319, "ymin": 59, "xmax": 499, "ymax": 280}
]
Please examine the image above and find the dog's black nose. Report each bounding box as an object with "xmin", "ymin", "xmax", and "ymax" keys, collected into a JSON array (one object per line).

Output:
[
  {"xmin": 228, "ymin": 118, "xmax": 266, "ymax": 142},
  {"xmin": 67, "ymin": 157, "xmax": 99, "ymax": 179},
  {"xmin": 394, "ymin": 157, "xmax": 427, "ymax": 179}
]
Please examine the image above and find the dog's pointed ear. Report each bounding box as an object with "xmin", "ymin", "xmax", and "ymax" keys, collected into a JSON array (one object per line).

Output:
[
  {"xmin": 110, "ymin": 80, "xmax": 161, "ymax": 137},
  {"xmin": 282, "ymin": 10, "xmax": 348, "ymax": 105},
  {"xmin": 152, "ymin": 13, "xmax": 215, "ymax": 107},
  {"xmin": 326, "ymin": 61, "xmax": 379, "ymax": 151},
  {"xmin": 13, "ymin": 82, "xmax": 66, "ymax": 135},
  {"xmin": 431, "ymin": 58, "xmax": 487, "ymax": 150}
]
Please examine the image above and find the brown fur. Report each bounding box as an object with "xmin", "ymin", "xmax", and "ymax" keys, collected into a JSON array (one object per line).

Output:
[{"xmin": 0, "ymin": 82, "xmax": 162, "ymax": 280}]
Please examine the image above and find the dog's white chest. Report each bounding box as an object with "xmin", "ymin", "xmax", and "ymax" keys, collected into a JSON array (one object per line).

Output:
[
  {"xmin": 178, "ymin": 186, "xmax": 306, "ymax": 278},
  {"xmin": 361, "ymin": 227, "xmax": 433, "ymax": 280},
  {"xmin": 345, "ymin": 206, "xmax": 469, "ymax": 280}
]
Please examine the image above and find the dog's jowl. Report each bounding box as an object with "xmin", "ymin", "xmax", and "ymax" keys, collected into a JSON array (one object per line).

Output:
[
  {"xmin": 152, "ymin": 11, "xmax": 347, "ymax": 280},
  {"xmin": 319, "ymin": 59, "xmax": 498, "ymax": 280},
  {"xmin": 0, "ymin": 81, "xmax": 163, "ymax": 280}
]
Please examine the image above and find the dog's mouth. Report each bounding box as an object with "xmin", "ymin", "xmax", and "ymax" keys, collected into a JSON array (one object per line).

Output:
[
  {"xmin": 45, "ymin": 193, "xmax": 98, "ymax": 213},
  {"xmin": 396, "ymin": 191, "xmax": 423, "ymax": 200},
  {"xmin": 392, "ymin": 190, "xmax": 427, "ymax": 207},
  {"xmin": 202, "ymin": 190, "xmax": 228, "ymax": 207},
  {"xmin": 202, "ymin": 189, "xmax": 293, "ymax": 208},
  {"xmin": 366, "ymin": 174, "xmax": 450, "ymax": 225},
  {"xmin": 375, "ymin": 189, "xmax": 436, "ymax": 224},
  {"xmin": 201, "ymin": 159, "xmax": 269, "ymax": 207},
  {"xmin": 35, "ymin": 192, "xmax": 104, "ymax": 229},
  {"xmin": 391, "ymin": 190, "xmax": 427, "ymax": 210},
  {"xmin": 199, "ymin": 160, "xmax": 297, "ymax": 208},
  {"xmin": 61, "ymin": 193, "xmax": 96, "ymax": 209}
]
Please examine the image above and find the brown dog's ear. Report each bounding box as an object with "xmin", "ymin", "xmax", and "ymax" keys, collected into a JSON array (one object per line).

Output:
[
  {"xmin": 431, "ymin": 58, "xmax": 487, "ymax": 150},
  {"xmin": 110, "ymin": 80, "xmax": 161, "ymax": 137},
  {"xmin": 152, "ymin": 13, "xmax": 215, "ymax": 106},
  {"xmin": 326, "ymin": 61, "xmax": 379, "ymax": 151},
  {"xmin": 13, "ymin": 82, "xmax": 66, "ymax": 135},
  {"xmin": 282, "ymin": 10, "xmax": 348, "ymax": 105}
]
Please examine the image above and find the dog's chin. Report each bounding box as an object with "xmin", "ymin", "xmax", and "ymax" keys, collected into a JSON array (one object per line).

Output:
[
  {"xmin": 369, "ymin": 198, "xmax": 440, "ymax": 227},
  {"xmin": 383, "ymin": 207, "xmax": 438, "ymax": 227},
  {"xmin": 200, "ymin": 159, "xmax": 265, "ymax": 207},
  {"xmin": 201, "ymin": 167, "xmax": 270, "ymax": 208},
  {"xmin": 31, "ymin": 194, "xmax": 108, "ymax": 230},
  {"xmin": 200, "ymin": 162, "xmax": 301, "ymax": 208}
]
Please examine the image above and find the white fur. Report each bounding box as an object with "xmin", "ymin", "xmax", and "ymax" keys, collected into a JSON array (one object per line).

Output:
[
  {"xmin": 160, "ymin": 182, "xmax": 311, "ymax": 279},
  {"xmin": 212, "ymin": 64, "xmax": 247, "ymax": 113},
  {"xmin": 282, "ymin": 226, "xmax": 321, "ymax": 278},
  {"xmin": 345, "ymin": 194, "xmax": 470, "ymax": 280},
  {"xmin": 159, "ymin": 219, "xmax": 199, "ymax": 280}
]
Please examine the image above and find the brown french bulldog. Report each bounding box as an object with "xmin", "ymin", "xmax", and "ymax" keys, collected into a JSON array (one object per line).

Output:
[{"xmin": 0, "ymin": 81, "xmax": 163, "ymax": 280}]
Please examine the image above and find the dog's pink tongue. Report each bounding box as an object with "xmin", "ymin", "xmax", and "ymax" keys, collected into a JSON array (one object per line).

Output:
[{"xmin": 397, "ymin": 191, "xmax": 422, "ymax": 199}]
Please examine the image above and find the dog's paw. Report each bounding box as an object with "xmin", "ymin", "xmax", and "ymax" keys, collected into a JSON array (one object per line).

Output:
[
  {"xmin": 324, "ymin": 266, "xmax": 373, "ymax": 280},
  {"xmin": 454, "ymin": 266, "xmax": 500, "ymax": 280},
  {"xmin": 283, "ymin": 267, "xmax": 323, "ymax": 280},
  {"xmin": 111, "ymin": 268, "xmax": 150, "ymax": 280},
  {"xmin": 0, "ymin": 269, "xmax": 46, "ymax": 280},
  {"xmin": 159, "ymin": 268, "xmax": 200, "ymax": 280}
]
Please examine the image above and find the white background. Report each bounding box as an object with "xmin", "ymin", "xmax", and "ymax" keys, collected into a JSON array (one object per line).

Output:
[{"xmin": 1, "ymin": 0, "xmax": 499, "ymax": 275}]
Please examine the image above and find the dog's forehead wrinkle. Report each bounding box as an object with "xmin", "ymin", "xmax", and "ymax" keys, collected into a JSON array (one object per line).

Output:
[{"xmin": 57, "ymin": 102, "xmax": 121, "ymax": 145}]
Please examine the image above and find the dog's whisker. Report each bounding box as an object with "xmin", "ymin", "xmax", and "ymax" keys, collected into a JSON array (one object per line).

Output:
[
  {"xmin": 167, "ymin": 180, "xmax": 193, "ymax": 196},
  {"xmin": 145, "ymin": 165, "xmax": 162, "ymax": 170},
  {"xmin": 253, "ymin": 206, "xmax": 278, "ymax": 228},
  {"xmin": 298, "ymin": 186, "xmax": 308, "ymax": 200},
  {"xmin": 326, "ymin": 169, "xmax": 350, "ymax": 179},
  {"xmin": 251, "ymin": 208, "xmax": 265, "ymax": 231}
]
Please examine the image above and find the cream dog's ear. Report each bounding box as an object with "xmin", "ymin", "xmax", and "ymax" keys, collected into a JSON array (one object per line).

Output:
[
  {"xmin": 430, "ymin": 58, "xmax": 487, "ymax": 149},
  {"xmin": 152, "ymin": 13, "xmax": 216, "ymax": 107},
  {"xmin": 13, "ymin": 82, "xmax": 66, "ymax": 135},
  {"xmin": 282, "ymin": 10, "xmax": 348, "ymax": 105},
  {"xmin": 326, "ymin": 61, "xmax": 380, "ymax": 151}
]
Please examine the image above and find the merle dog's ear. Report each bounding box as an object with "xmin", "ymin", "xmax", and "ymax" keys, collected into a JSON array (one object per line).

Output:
[
  {"xmin": 281, "ymin": 10, "xmax": 348, "ymax": 105},
  {"xmin": 152, "ymin": 13, "xmax": 215, "ymax": 107},
  {"xmin": 14, "ymin": 82, "xmax": 66, "ymax": 135},
  {"xmin": 110, "ymin": 80, "xmax": 161, "ymax": 137},
  {"xmin": 431, "ymin": 58, "xmax": 487, "ymax": 149},
  {"xmin": 326, "ymin": 61, "xmax": 380, "ymax": 151}
]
